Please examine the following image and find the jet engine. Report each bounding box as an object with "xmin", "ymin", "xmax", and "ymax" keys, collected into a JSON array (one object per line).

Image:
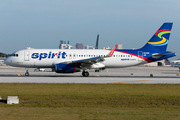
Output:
[{"xmin": 55, "ymin": 63, "xmax": 80, "ymax": 73}]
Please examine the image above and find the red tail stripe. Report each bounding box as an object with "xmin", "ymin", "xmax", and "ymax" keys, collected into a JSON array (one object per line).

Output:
[{"xmin": 155, "ymin": 29, "xmax": 171, "ymax": 36}]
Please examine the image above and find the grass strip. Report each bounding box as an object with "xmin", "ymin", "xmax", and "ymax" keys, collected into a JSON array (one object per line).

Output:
[{"xmin": 0, "ymin": 83, "xmax": 180, "ymax": 119}]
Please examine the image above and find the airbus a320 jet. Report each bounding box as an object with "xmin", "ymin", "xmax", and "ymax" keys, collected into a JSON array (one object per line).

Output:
[{"xmin": 4, "ymin": 23, "xmax": 176, "ymax": 77}]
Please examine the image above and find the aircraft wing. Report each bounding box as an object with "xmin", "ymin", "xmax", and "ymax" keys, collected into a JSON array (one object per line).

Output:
[{"xmin": 59, "ymin": 44, "xmax": 117, "ymax": 67}]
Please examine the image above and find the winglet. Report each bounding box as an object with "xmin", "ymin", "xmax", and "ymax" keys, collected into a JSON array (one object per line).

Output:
[{"xmin": 106, "ymin": 44, "xmax": 117, "ymax": 57}]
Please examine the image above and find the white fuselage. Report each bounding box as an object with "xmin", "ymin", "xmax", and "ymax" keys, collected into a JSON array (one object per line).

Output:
[{"xmin": 4, "ymin": 49, "xmax": 146, "ymax": 68}]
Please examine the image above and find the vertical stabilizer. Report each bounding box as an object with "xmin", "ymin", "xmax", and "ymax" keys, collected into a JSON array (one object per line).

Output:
[
  {"xmin": 95, "ymin": 34, "xmax": 99, "ymax": 49},
  {"xmin": 140, "ymin": 23, "xmax": 173, "ymax": 52}
]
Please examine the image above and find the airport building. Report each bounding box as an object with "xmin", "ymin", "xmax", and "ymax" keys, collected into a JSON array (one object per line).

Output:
[
  {"xmin": 76, "ymin": 43, "xmax": 83, "ymax": 49},
  {"xmin": 103, "ymin": 44, "xmax": 122, "ymax": 50},
  {"xmin": 143, "ymin": 60, "xmax": 166, "ymax": 67},
  {"xmin": 117, "ymin": 44, "xmax": 123, "ymax": 49},
  {"xmin": 59, "ymin": 40, "xmax": 73, "ymax": 49},
  {"xmin": 103, "ymin": 46, "xmax": 111, "ymax": 49},
  {"xmin": 85, "ymin": 45, "xmax": 95, "ymax": 49}
]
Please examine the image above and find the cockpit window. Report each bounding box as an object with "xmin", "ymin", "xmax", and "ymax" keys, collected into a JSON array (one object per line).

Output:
[{"xmin": 10, "ymin": 53, "xmax": 18, "ymax": 57}]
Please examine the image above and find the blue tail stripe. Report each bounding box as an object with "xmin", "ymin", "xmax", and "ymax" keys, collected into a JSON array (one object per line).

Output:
[{"xmin": 140, "ymin": 23, "xmax": 173, "ymax": 52}]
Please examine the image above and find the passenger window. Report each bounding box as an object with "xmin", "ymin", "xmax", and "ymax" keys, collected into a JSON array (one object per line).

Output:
[{"xmin": 69, "ymin": 54, "xmax": 72, "ymax": 59}]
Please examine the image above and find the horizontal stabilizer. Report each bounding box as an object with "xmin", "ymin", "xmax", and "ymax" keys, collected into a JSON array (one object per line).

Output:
[{"xmin": 152, "ymin": 52, "xmax": 175, "ymax": 59}]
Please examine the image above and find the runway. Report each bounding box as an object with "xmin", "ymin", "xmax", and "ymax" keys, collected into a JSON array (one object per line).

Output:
[{"xmin": 0, "ymin": 66, "xmax": 180, "ymax": 84}]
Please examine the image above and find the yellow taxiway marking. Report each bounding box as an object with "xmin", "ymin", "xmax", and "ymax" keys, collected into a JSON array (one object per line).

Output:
[
  {"xmin": 176, "ymin": 74, "xmax": 180, "ymax": 76},
  {"xmin": 17, "ymin": 74, "xmax": 21, "ymax": 76},
  {"xmin": 111, "ymin": 80, "xmax": 150, "ymax": 84}
]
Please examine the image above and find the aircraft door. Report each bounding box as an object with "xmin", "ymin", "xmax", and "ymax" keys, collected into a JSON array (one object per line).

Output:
[
  {"xmin": 138, "ymin": 51, "xmax": 143, "ymax": 61},
  {"xmin": 24, "ymin": 51, "xmax": 30, "ymax": 61}
]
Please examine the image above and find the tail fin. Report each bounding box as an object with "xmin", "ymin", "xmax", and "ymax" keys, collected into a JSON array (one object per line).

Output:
[
  {"xmin": 140, "ymin": 23, "xmax": 173, "ymax": 52},
  {"xmin": 95, "ymin": 34, "xmax": 99, "ymax": 49}
]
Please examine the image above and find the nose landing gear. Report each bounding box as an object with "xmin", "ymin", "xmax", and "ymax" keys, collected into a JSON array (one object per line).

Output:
[{"xmin": 25, "ymin": 70, "xmax": 29, "ymax": 76}]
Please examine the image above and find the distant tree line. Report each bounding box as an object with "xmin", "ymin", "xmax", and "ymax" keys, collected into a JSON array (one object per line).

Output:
[{"xmin": 0, "ymin": 52, "xmax": 10, "ymax": 57}]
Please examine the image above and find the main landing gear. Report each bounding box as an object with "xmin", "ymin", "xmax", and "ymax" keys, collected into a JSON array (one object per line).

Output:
[
  {"xmin": 82, "ymin": 71, "xmax": 89, "ymax": 77},
  {"xmin": 25, "ymin": 70, "xmax": 29, "ymax": 76}
]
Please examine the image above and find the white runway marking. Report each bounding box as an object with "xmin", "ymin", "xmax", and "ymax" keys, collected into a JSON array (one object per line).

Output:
[
  {"xmin": 0, "ymin": 77, "xmax": 180, "ymax": 84},
  {"xmin": 111, "ymin": 80, "xmax": 150, "ymax": 84}
]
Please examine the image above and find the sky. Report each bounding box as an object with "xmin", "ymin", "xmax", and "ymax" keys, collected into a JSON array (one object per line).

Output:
[{"xmin": 0, "ymin": 0, "xmax": 180, "ymax": 59}]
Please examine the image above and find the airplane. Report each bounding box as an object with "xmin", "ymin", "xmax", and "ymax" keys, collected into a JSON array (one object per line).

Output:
[
  {"xmin": 165, "ymin": 58, "xmax": 180, "ymax": 71},
  {"xmin": 4, "ymin": 23, "xmax": 176, "ymax": 77}
]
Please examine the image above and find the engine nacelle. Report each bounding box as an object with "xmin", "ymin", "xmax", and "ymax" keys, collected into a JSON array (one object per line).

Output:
[{"xmin": 55, "ymin": 63, "xmax": 80, "ymax": 73}]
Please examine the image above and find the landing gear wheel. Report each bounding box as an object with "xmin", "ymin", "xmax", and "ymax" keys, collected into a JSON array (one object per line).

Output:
[
  {"xmin": 25, "ymin": 70, "xmax": 29, "ymax": 76},
  {"xmin": 82, "ymin": 71, "xmax": 89, "ymax": 77},
  {"xmin": 25, "ymin": 72, "xmax": 29, "ymax": 76}
]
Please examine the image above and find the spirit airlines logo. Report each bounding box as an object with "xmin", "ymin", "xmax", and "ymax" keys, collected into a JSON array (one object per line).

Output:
[
  {"xmin": 148, "ymin": 29, "xmax": 171, "ymax": 46},
  {"xmin": 32, "ymin": 52, "xmax": 67, "ymax": 60}
]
